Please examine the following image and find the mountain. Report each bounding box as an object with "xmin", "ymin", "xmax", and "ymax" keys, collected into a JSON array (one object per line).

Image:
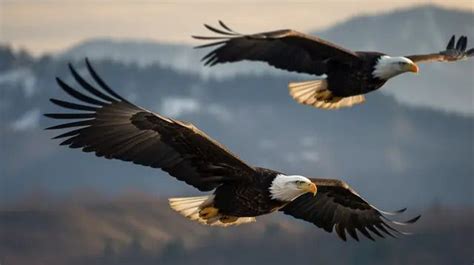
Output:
[
  {"xmin": 57, "ymin": 38, "xmax": 270, "ymax": 79},
  {"xmin": 58, "ymin": 5, "xmax": 474, "ymax": 114},
  {"xmin": 1, "ymin": 195, "xmax": 473, "ymax": 265},
  {"xmin": 0, "ymin": 46, "xmax": 472, "ymax": 210}
]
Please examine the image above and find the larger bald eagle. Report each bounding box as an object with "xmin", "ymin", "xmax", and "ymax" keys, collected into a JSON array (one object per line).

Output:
[
  {"xmin": 45, "ymin": 60, "xmax": 419, "ymax": 241},
  {"xmin": 194, "ymin": 21, "xmax": 473, "ymax": 110}
]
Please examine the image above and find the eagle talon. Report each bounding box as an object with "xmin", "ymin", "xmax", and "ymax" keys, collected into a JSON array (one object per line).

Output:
[
  {"xmin": 315, "ymin": 90, "xmax": 332, "ymax": 100},
  {"xmin": 199, "ymin": 207, "xmax": 219, "ymax": 219},
  {"xmin": 220, "ymin": 216, "xmax": 238, "ymax": 223}
]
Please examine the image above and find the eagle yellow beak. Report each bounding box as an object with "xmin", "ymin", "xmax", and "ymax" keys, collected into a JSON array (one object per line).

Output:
[
  {"xmin": 303, "ymin": 182, "xmax": 317, "ymax": 196},
  {"xmin": 407, "ymin": 63, "xmax": 419, "ymax": 73}
]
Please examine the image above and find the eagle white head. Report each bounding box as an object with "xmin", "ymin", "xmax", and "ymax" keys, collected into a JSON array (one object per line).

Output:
[
  {"xmin": 269, "ymin": 174, "xmax": 317, "ymax": 202},
  {"xmin": 373, "ymin": 56, "xmax": 419, "ymax": 80}
]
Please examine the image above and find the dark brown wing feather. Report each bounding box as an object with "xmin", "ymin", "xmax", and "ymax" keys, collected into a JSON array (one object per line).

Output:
[
  {"xmin": 193, "ymin": 21, "xmax": 360, "ymax": 75},
  {"xmin": 45, "ymin": 59, "xmax": 256, "ymax": 191},
  {"xmin": 280, "ymin": 178, "xmax": 420, "ymax": 241},
  {"xmin": 406, "ymin": 35, "xmax": 474, "ymax": 63}
]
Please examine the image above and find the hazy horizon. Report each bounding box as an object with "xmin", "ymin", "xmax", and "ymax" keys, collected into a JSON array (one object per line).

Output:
[{"xmin": 2, "ymin": 1, "xmax": 473, "ymax": 56}]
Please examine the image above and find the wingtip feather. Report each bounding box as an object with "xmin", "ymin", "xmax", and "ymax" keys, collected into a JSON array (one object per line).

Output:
[{"xmin": 447, "ymin": 35, "xmax": 456, "ymax": 49}]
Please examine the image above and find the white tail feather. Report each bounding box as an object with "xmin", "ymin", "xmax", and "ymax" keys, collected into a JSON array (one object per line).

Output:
[
  {"xmin": 168, "ymin": 195, "xmax": 256, "ymax": 227},
  {"xmin": 288, "ymin": 80, "xmax": 365, "ymax": 109}
]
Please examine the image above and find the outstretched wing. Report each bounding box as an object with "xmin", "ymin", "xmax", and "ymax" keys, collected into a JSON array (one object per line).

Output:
[
  {"xmin": 45, "ymin": 59, "xmax": 256, "ymax": 191},
  {"xmin": 193, "ymin": 21, "xmax": 360, "ymax": 75},
  {"xmin": 280, "ymin": 178, "xmax": 420, "ymax": 241},
  {"xmin": 406, "ymin": 35, "xmax": 474, "ymax": 63}
]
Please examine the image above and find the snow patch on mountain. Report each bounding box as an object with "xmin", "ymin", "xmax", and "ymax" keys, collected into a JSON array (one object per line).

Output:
[
  {"xmin": 160, "ymin": 97, "xmax": 233, "ymax": 122},
  {"xmin": 0, "ymin": 68, "xmax": 37, "ymax": 98}
]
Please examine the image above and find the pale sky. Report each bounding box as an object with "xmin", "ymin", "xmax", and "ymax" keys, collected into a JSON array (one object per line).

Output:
[{"xmin": 1, "ymin": 0, "xmax": 473, "ymax": 55}]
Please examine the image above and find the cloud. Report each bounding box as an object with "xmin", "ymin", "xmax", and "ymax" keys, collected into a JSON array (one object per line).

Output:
[
  {"xmin": 385, "ymin": 145, "xmax": 408, "ymax": 173},
  {"xmin": 258, "ymin": 139, "xmax": 276, "ymax": 150},
  {"xmin": 160, "ymin": 97, "xmax": 201, "ymax": 117},
  {"xmin": 207, "ymin": 103, "xmax": 232, "ymax": 123},
  {"xmin": 300, "ymin": 151, "xmax": 320, "ymax": 163},
  {"xmin": 10, "ymin": 108, "xmax": 41, "ymax": 131},
  {"xmin": 299, "ymin": 136, "xmax": 317, "ymax": 148},
  {"xmin": 284, "ymin": 150, "xmax": 320, "ymax": 164},
  {"xmin": 160, "ymin": 97, "xmax": 233, "ymax": 122}
]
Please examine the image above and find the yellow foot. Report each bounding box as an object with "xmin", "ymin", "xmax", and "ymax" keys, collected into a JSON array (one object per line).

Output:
[
  {"xmin": 199, "ymin": 207, "xmax": 219, "ymax": 219},
  {"xmin": 316, "ymin": 90, "xmax": 332, "ymax": 100},
  {"xmin": 328, "ymin": 96, "xmax": 342, "ymax": 103},
  {"xmin": 220, "ymin": 216, "xmax": 238, "ymax": 224}
]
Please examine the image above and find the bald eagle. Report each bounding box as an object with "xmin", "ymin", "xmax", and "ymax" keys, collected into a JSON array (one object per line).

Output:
[
  {"xmin": 45, "ymin": 59, "xmax": 419, "ymax": 241},
  {"xmin": 193, "ymin": 21, "xmax": 473, "ymax": 110}
]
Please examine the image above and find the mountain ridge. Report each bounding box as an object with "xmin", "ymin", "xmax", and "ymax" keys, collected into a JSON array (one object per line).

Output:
[
  {"xmin": 0, "ymin": 50, "xmax": 472, "ymax": 208},
  {"xmin": 57, "ymin": 5, "xmax": 474, "ymax": 114}
]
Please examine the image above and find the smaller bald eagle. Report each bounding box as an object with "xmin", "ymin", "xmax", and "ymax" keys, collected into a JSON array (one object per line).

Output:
[
  {"xmin": 45, "ymin": 60, "xmax": 419, "ymax": 241},
  {"xmin": 193, "ymin": 21, "xmax": 473, "ymax": 110}
]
